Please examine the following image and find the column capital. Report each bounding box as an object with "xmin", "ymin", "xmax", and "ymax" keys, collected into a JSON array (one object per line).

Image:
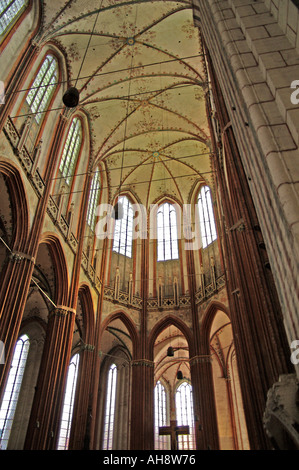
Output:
[
  {"xmin": 189, "ymin": 355, "xmax": 212, "ymax": 366},
  {"xmin": 131, "ymin": 359, "xmax": 155, "ymax": 368},
  {"xmin": 9, "ymin": 251, "xmax": 35, "ymax": 264},
  {"xmin": 49, "ymin": 306, "xmax": 76, "ymax": 318}
]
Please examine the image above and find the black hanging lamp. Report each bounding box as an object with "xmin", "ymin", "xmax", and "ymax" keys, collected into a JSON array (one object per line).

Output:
[
  {"xmin": 167, "ymin": 346, "xmax": 174, "ymax": 357},
  {"xmin": 63, "ymin": 5, "xmax": 101, "ymax": 108},
  {"xmin": 112, "ymin": 201, "xmax": 123, "ymax": 220},
  {"xmin": 177, "ymin": 370, "xmax": 183, "ymax": 380},
  {"xmin": 63, "ymin": 86, "xmax": 80, "ymax": 108}
]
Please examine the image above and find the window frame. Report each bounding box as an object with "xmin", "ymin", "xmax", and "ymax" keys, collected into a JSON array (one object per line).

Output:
[
  {"xmin": 102, "ymin": 363, "xmax": 118, "ymax": 450},
  {"xmin": 86, "ymin": 170, "xmax": 101, "ymax": 228},
  {"xmin": 59, "ymin": 117, "xmax": 82, "ymax": 186},
  {"xmin": 25, "ymin": 53, "xmax": 58, "ymax": 124},
  {"xmin": 0, "ymin": 0, "xmax": 28, "ymax": 37},
  {"xmin": 112, "ymin": 196, "xmax": 134, "ymax": 258},
  {"xmin": 0, "ymin": 334, "xmax": 30, "ymax": 450},
  {"xmin": 197, "ymin": 185, "xmax": 217, "ymax": 249},
  {"xmin": 57, "ymin": 352, "xmax": 80, "ymax": 451},
  {"xmin": 175, "ymin": 381, "xmax": 195, "ymax": 451},
  {"xmin": 154, "ymin": 380, "xmax": 169, "ymax": 450},
  {"xmin": 157, "ymin": 202, "xmax": 179, "ymax": 262}
]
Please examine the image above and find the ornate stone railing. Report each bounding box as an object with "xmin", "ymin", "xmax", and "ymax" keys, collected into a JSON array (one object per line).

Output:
[
  {"xmin": 103, "ymin": 285, "xmax": 143, "ymax": 310},
  {"xmin": 195, "ymin": 273, "xmax": 226, "ymax": 304}
]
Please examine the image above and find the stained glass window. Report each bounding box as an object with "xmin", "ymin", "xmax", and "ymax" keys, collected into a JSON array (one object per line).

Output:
[
  {"xmin": 87, "ymin": 170, "xmax": 101, "ymax": 228},
  {"xmin": 0, "ymin": 334, "xmax": 30, "ymax": 450},
  {"xmin": 59, "ymin": 118, "xmax": 82, "ymax": 185},
  {"xmin": 157, "ymin": 203, "xmax": 179, "ymax": 261},
  {"xmin": 102, "ymin": 364, "xmax": 117, "ymax": 450},
  {"xmin": 112, "ymin": 196, "xmax": 133, "ymax": 258},
  {"xmin": 154, "ymin": 381, "xmax": 169, "ymax": 450},
  {"xmin": 57, "ymin": 353, "xmax": 80, "ymax": 450},
  {"xmin": 0, "ymin": 0, "xmax": 28, "ymax": 35},
  {"xmin": 175, "ymin": 381, "xmax": 195, "ymax": 450},
  {"xmin": 25, "ymin": 54, "xmax": 58, "ymax": 124},
  {"xmin": 197, "ymin": 185, "xmax": 217, "ymax": 249}
]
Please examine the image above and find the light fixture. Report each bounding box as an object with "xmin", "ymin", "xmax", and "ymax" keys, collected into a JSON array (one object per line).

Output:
[
  {"xmin": 112, "ymin": 201, "xmax": 123, "ymax": 220},
  {"xmin": 177, "ymin": 370, "xmax": 183, "ymax": 380},
  {"xmin": 167, "ymin": 346, "xmax": 174, "ymax": 357},
  {"xmin": 62, "ymin": 3, "xmax": 102, "ymax": 108},
  {"xmin": 63, "ymin": 86, "xmax": 80, "ymax": 108}
]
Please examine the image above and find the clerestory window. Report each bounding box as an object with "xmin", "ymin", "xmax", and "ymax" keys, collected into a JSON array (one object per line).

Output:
[
  {"xmin": 112, "ymin": 196, "xmax": 133, "ymax": 258},
  {"xmin": 0, "ymin": 0, "xmax": 28, "ymax": 36},
  {"xmin": 157, "ymin": 203, "xmax": 179, "ymax": 261},
  {"xmin": 25, "ymin": 54, "xmax": 58, "ymax": 124},
  {"xmin": 59, "ymin": 118, "xmax": 82, "ymax": 185},
  {"xmin": 197, "ymin": 185, "xmax": 217, "ymax": 249}
]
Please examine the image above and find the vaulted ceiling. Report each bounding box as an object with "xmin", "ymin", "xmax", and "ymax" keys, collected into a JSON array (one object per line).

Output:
[{"xmin": 38, "ymin": 0, "xmax": 212, "ymax": 207}]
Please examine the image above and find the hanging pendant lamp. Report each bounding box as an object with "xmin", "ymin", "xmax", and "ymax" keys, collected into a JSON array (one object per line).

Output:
[
  {"xmin": 167, "ymin": 346, "xmax": 174, "ymax": 357},
  {"xmin": 177, "ymin": 370, "xmax": 183, "ymax": 380},
  {"xmin": 112, "ymin": 201, "xmax": 123, "ymax": 220},
  {"xmin": 63, "ymin": 86, "xmax": 80, "ymax": 108},
  {"xmin": 63, "ymin": 3, "xmax": 101, "ymax": 108}
]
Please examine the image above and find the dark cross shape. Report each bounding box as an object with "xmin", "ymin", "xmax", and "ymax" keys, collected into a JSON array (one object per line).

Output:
[{"xmin": 159, "ymin": 420, "xmax": 190, "ymax": 450}]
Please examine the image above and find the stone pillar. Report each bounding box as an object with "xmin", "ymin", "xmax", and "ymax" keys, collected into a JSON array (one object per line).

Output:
[
  {"xmin": 0, "ymin": 112, "xmax": 69, "ymax": 401},
  {"xmin": 24, "ymin": 307, "xmax": 76, "ymax": 450},
  {"xmin": 190, "ymin": 354, "xmax": 219, "ymax": 450},
  {"xmin": 130, "ymin": 359, "xmax": 155, "ymax": 450},
  {"xmin": 204, "ymin": 51, "xmax": 293, "ymax": 449},
  {"xmin": 68, "ymin": 344, "xmax": 95, "ymax": 450},
  {"xmin": 0, "ymin": 253, "xmax": 35, "ymax": 400}
]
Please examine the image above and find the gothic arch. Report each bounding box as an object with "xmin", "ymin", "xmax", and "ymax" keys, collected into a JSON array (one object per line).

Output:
[
  {"xmin": 0, "ymin": 159, "xmax": 29, "ymax": 252},
  {"xmin": 77, "ymin": 284, "xmax": 95, "ymax": 344},
  {"xmin": 148, "ymin": 314, "xmax": 194, "ymax": 360},
  {"xmin": 200, "ymin": 301, "xmax": 231, "ymax": 354},
  {"xmin": 99, "ymin": 310, "xmax": 138, "ymax": 359},
  {"xmin": 37, "ymin": 233, "xmax": 69, "ymax": 307}
]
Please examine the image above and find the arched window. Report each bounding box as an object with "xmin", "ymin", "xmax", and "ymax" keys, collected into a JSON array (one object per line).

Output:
[
  {"xmin": 57, "ymin": 353, "xmax": 80, "ymax": 450},
  {"xmin": 154, "ymin": 381, "xmax": 169, "ymax": 450},
  {"xmin": 197, "ymin": 185, "xmax": 217, "ymax": 249},
  {"xmin": 112, "ymin": 196, "xmax": 133, "ymax": 258},
  {"xmin": 0, "ymin": 334, "xmax": 30, "ymax": 450},
  {"xmin": 26, "ymin": 54, "xmax": 58, "ymax": 124},
  {"xmin": 59, "ymin": 118, "xmax": 82, "ymax": 185},
  {"xmin": 87, "ymin": 170, "xmax": 101, "ymax": 228},
  {"xmin": 157, "ymin": 202, "xmax": 179, "ymax": 261},
  {"xmin": 175, "ymin": 381, "xmax": 195, "ymax": 450},
  {"xmin": 0, "ymin": 0, "xmax": 28, "ymax": 35},
  {"xmin": 102, "ymin": 363, "xmax": 117, "ymax": 450}
]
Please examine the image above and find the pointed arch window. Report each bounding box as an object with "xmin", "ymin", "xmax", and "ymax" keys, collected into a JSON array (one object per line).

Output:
[
  {"xmin": 25, "ymin": 54, "xmax": 58, "ymax": 124},
  {"xmin": 0, "ymin": 334, "xmax": 30, "ymax": 450},
  {"xmin": 57, "ymin": 353, "xmax": 80, "ymax": 450},
  {"xmin": 112, "ymin": 196, "xmax": 133, "ymax": 258},
  {"xmin": 59, "ymin": 118, "xmax": 82, "ymax": 185},
  {"xmin": 157, "ymin": 203, "xmax": 179, "ymax": 261},
  {"xmin": 87, "ymin": 170, "xmax": 101, "ymax": 228},
  {"xmin": 102, "ymin": 363, "xmax": 117, "ymax": 450},
  {"xmin": 197, "ymin": 185, "xmax": 217, "ymax": 249},
  {"xmin": 0, "ymin": 0, "xmax": 28, "ymax": 35},
  {"xmin": 175, "ymin": 381, "xmax": 195, "ymax": 450},
  {"xmin": 154, "ymin": 381, "xmax": 169, "ymax": 450}
]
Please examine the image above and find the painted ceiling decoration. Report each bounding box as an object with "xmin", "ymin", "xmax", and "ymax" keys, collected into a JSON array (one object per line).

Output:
[{"xmin": 37, "ymin": 0, "xmax": 212, "ymax": 207}]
